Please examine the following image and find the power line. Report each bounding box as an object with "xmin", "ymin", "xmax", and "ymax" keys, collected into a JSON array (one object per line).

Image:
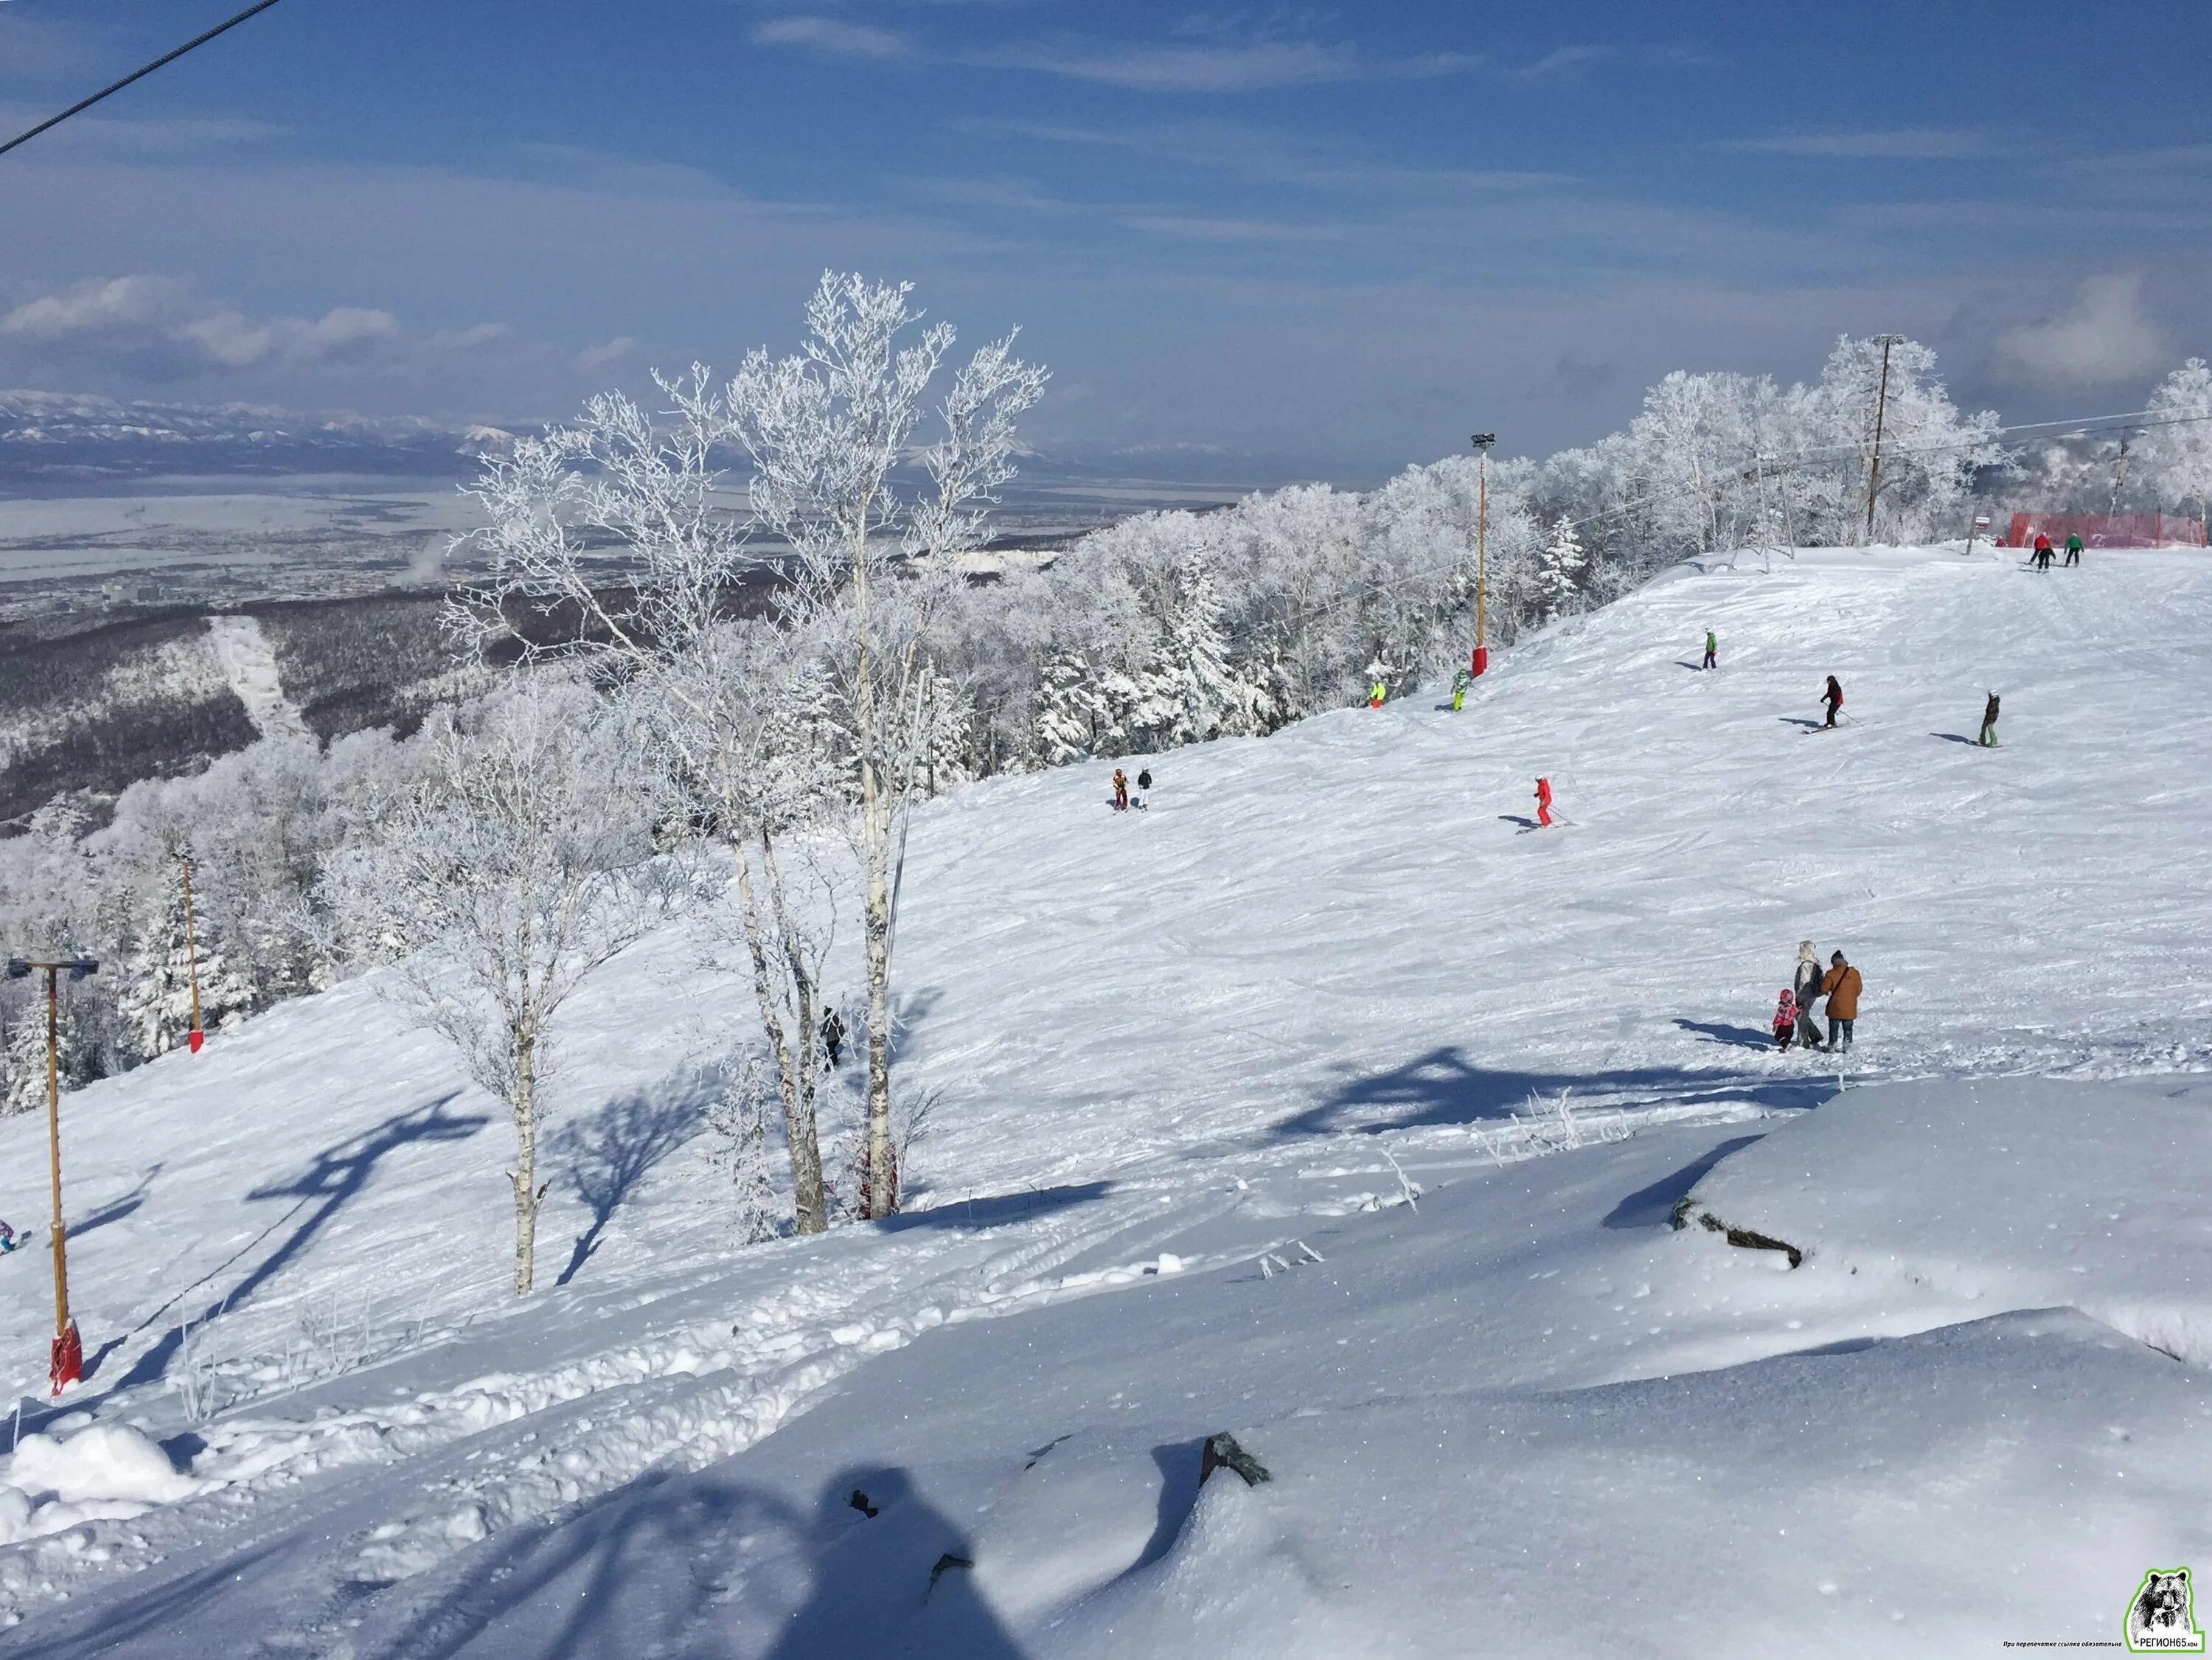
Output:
[{"xmin": 0, "ymin": 0, "xmax": 289, "ymax": 162}]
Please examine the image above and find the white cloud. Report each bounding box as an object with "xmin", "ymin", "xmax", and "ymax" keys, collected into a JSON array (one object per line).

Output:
[
  {"xmin": 1728, "ymin": 130, "xmax": 1996, "ymax": 160},
  {"xmin": 1992, "ymin": 274, "xmax": 2168, "ymax": 388},
  {"xmin": 752, "ymin": 17, "xmax": 910, "ymax": 60},
  {"xmin": 1517, "ymin": 46, "xmax": 1608, "ymax": 82},
  {"xmin": 969, "ymin": 38, "xmax": 1479, "ymax": 92},
  {"xmin": 0, "ymin": 276, "xmax": 501, "ymax": 381},
  {"xmin": 577, "ymin": 336, "xmax": 636, "ymax": 371}
]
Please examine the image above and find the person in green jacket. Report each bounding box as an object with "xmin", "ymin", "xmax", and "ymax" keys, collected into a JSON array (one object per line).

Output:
[
  {"xmin": 2064, "ymin": 532, "xmax": 2083, "ymax": 567},
  {"xmin": 1451, "ymin": 665, "xmax": 1471, "ymax": 710},
  {"xmin": 1701, "ymin": 630, "xmax": 1717, "ymax": 670}
]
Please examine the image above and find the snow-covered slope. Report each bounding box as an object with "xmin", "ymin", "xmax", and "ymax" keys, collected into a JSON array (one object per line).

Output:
[{"xmin": 1, "ymin": 544, "xmax": 2208, "ymax": 1656}]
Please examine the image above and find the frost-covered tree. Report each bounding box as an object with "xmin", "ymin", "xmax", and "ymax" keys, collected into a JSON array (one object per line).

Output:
[
  {"xmin": 1537, "ymin": 515, "xmax": 1587, "ymax": 623},
  {"xmin": 2141, "ymin": 358, "xmax": 2212, "ymax": 525},
  {"xmin": 705, "ymin": 1055, "xmax": 784, "ymax": 1243},
  {"xmin": 1793, "ymin": 336, "xmax": 2005, "ymax": 545},
  {"xmin": 329, "ymin": 678, "xmax": 670, "ymax": 1294},
  {"xmin": 116, "ymin": 858, "xmax": 254, "ymax": 1062},
  {"xmin": 726, "ymin": 272, "xmax": 1046, "ymax": 1218}
]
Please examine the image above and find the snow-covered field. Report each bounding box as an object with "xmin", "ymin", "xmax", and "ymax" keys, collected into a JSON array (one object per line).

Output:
[{"xmin": 0, "ymin": 543, "xmax": 2207, "ymax": 1656}]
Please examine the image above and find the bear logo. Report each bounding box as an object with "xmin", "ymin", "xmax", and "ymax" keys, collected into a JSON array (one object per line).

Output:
[{"xmin": 2127, "ymin": 1568, "xmax": 2206, "ymax": 1653}]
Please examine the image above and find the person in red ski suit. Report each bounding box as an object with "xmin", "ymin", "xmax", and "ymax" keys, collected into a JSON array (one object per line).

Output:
[
  {"xmin": 1773, "ymin": 989, "xmax": 1798, "ymax": 1051},
  {"xmin": 1534, "ymin": 777, "xmax": 1554, "ymax": 827}
]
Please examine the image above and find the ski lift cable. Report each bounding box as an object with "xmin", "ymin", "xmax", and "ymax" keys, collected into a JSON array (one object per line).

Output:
[{"xmin": 0, "ymin": 0, "xmax": 289, "ymax": 162}]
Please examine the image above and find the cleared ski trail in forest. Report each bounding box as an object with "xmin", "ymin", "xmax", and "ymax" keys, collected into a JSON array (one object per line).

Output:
[{"xmin": 0, "ymin": 544, "xmax": 2208, "ymax": 1655}]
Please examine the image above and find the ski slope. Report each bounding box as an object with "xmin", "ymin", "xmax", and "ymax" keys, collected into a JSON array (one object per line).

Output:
[{"xmin": 1, "ymin": 544, "xmax": 2208, "ymax": 1656}]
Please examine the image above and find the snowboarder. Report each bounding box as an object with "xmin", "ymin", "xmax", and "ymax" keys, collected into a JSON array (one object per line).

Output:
[
  {"xmin": 1773, "ymin": 989, "xmax": 1798, "ymax": 1051},
  {"xmin": 1702, "ymin": 631, "xmax": 1717, "ymax": 671},
  {"xmin": 1792, "ymin": 941, "xmax": 1826, "ymax": 1049},
  {"xmin": 1820, "ymin": 951, "xmax": 1863, "ymax": 1052},
  {"xmin": 1820, "ymin": 675, "xmax": 1844, "ymax": 728},
  {"xmin": 821, "ymin": 1008, "xmax": 844, "ymax": 1069},
  {"xmin": 1111, "ymin": 768, "xmax": 1129, "ymax": 811},
  {"xmin": 1534, "ymin": 777, "xmax": 1554, "ymax": 828},
  {"xmin": 2032, "ymin": 532, "xmax": 2053, "ymax": 571},
  {"xmin": 1978, "ymin": 691, "xmax": 2001, "ymax": 747},
  {"xmin": 1452, "ymin": 665, "xmax": 1471, "ymax": 711},
  {"xmin": 2064, "ymin": 532, "xmax": 2083, "ymax": 568},
  {"xmin": 0, "ymin": 1220, "xmax": 16, "ymax": 1254}
]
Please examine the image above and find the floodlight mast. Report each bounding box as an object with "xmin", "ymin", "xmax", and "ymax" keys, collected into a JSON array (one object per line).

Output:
[
  {"xmin": 8, "ymin": 956, "xmax": 100, "ymax": 1392},
  {"xmin": 1470, "ymin": 434, "xmax": 1496, "ymax": 676}
]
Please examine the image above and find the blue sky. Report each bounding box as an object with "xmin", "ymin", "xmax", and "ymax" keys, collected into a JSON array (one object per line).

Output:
[{"xmin": 1, "ymin": 0, "xmax": 2208, "ymax": 478}]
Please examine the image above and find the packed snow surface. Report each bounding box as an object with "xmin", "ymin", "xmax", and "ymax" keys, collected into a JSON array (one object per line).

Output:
[{"xmin": 0, "ymin": 544, "xmax": 2207, "ymax": 1656}]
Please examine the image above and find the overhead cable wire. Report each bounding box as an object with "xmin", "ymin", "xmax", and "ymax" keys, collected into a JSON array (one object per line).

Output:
[{"xmin": 0, "ymin": 0, "xmax": 288, "ymax": 162}]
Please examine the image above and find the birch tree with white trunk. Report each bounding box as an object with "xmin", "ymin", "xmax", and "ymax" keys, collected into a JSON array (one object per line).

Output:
[
  {"xmin": 724, "ymin": 271, "xmax": 1046, "ymax": 1217},
  {"xmin": 328, "ymin": 678, "xmax": 667, "ymax": 1293}
]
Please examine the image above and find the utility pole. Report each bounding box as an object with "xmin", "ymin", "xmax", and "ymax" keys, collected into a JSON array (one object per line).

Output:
[
  {"xmin": 1863, "ymin": 336, "xmax": 1905, "ymax": 546},
  {"xmin": 7, "ymin": 955, "xmax": 100, "ymax": 1393},
  {"xmin": 180, "ymin": 855, "xmax": 206, "ymax": 1054},
  {"xmin": 1470, "ymin": 433, "xmax": 1495, "ymax": 676}
]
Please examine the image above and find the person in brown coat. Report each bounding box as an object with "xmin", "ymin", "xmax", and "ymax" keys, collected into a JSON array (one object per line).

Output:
[{"xmin": 1820, "ymin": 951, "xmax": 1863, "ymax": 1052}]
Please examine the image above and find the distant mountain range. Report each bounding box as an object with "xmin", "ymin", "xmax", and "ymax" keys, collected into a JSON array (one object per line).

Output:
[{"xmin": 0, "ymin": 390, "xmax": 516, "ymax": 485}]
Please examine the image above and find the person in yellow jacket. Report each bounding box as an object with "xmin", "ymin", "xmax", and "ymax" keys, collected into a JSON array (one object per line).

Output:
[{"xmin": 1820, "ymin": 951, "xmax": 1862, "ymax": 1052}]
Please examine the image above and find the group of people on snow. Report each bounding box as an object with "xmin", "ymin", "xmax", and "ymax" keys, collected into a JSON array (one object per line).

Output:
[
  {"xmin": 1110, "ymin": 768, "xmax": 1152, "ymax": 812},
  {"xmin": 1774, "ymin": 942, "xmax": 1862, "ymax": 1054},
  {"xmin": 2029, "ymin": 532, "xmax": 2083, "ymax": 571}
]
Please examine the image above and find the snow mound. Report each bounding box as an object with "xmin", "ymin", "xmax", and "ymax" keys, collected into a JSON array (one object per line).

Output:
[
  {"xmin": 0, "ymin": 1425, "xmax": 200, "ymax": 1546},
  {"xmin": 1687, "ymin": 1074, "xmax": 2212, "ymax": 1363}
]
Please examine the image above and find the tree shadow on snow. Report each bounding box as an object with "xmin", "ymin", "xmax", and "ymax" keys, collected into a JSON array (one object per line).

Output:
[
  {"xmin": 67, "ymin": 1161, "xmax": 162, "ymax": 1238},
  {"xmin": 1673, "ymin": 1018, "xmax": 1775, "ymax": 1052},
  {"xmin": 1601, "ymin": 1134, "xmax": 1764, "ymax": 1229},
  {"xmin": 552, "ymin": 1084, "xmax": 712, "ymax": 1288},
  {"xmin": 95, "ymin": 1094, "xmax": 488, "ymax": 1393},
  {"xmin": 1273, "ymin": 1045, "xmax": 1826, "ymax": 1139},
  {"xmin": 877, "ymin": 1181, "xmax": 1113, "ymax": 1233},
  {"xmin": 352, "ymin": 1462, "xmax": 1027, "ymax": 1660}
]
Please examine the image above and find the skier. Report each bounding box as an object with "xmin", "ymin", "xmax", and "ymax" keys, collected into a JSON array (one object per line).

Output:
[
  {"xmin": 1370, "ymin": 676, "xmax": 1388, "ymax": 709},
  {"xmin": 1134, "ymin": 768, "xmax": 1152, "ymax": 810},
  {"xmin": 1111, "ymin": 768, "xmax": 1129, "ymax": 811},
  {"xmin": 1773, "ymin": 988, "xmax": 1798, "ymax": 1051},
  {"xmin": 2064, "ymin": 532, "xmax": 2083, "ymax": 568},
  {"xmin": 1452, "ymin": 665, "xmax": 1471, "ymax": 711},
  {"xmin": 1820, "ymin": 675, "xmax": 1844, "ymax": 728},
  {"xmin": 1702, "ymin": 630, "xmax": 1717, "ymax": 671},
  {"xmin": 1978, "ymin": 690, "xmax": 2001, "ymax": 747},
  {"xmin": 0, "ymin": 1220, "xmax": 16, "ymax": 1254},
  {"xmin": 2032, "ymin": 532, "xmax": 2053, "ymax": 571},
  {"xmin": 1534, "ymin": 777, "xmax": 1554, "ymax": 828},
  {"xmin": 821, "ymin": 1008, "xmax": 844, "ymax": 1069},
  {"xmin": 1792, "ymin": 941, "xmax": 1826, "ymax": 1049},
  {"xmin": 1820, "ymin": 951, "xmax": 1863, "ymax": 1052}
]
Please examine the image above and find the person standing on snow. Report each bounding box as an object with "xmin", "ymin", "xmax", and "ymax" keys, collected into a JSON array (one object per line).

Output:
[
  {"xmin": 1702, "ymin": 631, "xmax": 1718, "ymax": 671},
  {"xmin": 2032, "ymin": 532, "xmax": 2053, "ymax": 570},
  {"xmin": 1773, "ymin": 988, "xmax": 1798, "ymax": 1051},
  {"xmin": 821, "ymin": 1008, "xmax": 845, "ymax": 1069},
  {"xmin": 1792, "ymin": 942, "xmax": 1826, "ymax": 1049},
  {"xmin": 1534, "ymin": 777, "xmax": 1554, "ymax": 827},
  {"xmin": 1978, "ymin": 691, "xmax": 2001, "ymax": 747},
  {"xmin": 1452, "ymin": 665, "xmax": 1471, "ymax": 711},
  {"xmin": 2064, "ymin": 532, "xmax": 2083, "ymax": 568},
  {"xmin": 1370, "ymin": 676, "xmax": 1388, "ymax": 708},
  {"xmin": 1820, "ymin": 951, "xmax": 1863, "ymax": 1052},
  {"xmin": 1820, "ymin": 675, "xmax": 1844, "ymax": 728},
  {"xmin": 1111, "ymin": 768, "xmax": 1129, "ymax": 811},
  {"xmin": 1134, "ymin": 768, "xmax": 1152, "ymax": 810}
]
